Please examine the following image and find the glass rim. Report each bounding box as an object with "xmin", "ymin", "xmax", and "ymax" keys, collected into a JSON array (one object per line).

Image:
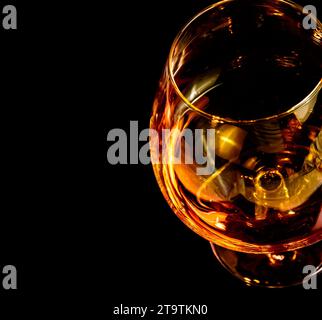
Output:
[{"xmin": 168, "ymin": 0, "xmax": 322, "ymax": 124}]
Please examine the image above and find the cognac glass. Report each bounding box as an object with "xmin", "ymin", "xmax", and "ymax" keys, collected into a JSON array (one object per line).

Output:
[{"xmin": 150, "ymin": 0, "xmax": 322, "ymax": 287}]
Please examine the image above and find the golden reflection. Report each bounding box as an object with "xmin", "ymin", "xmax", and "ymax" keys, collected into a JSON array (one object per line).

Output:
[
  {"xmin": 216, "ymin": 124, "xmax": 247, "ymax": 161},
  {"xmin": 268, "ymin": 254, "xmax": 285, "ymax": 265}
]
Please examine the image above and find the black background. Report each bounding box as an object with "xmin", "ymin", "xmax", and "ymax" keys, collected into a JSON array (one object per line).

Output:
[{"xmin": 0, "ymin": 0, "xmax": 321, "ymax": 315}]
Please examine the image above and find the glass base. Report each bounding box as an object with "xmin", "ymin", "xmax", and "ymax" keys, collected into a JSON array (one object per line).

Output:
[{"xmin": 210, "ymin": 241, "xmax": 322, "ymax": 288}]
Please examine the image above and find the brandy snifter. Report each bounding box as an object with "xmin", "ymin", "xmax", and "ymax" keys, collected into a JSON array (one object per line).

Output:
[{"xmin": 150, "ymin": 0, "xmax": 322, "ymax": 287}]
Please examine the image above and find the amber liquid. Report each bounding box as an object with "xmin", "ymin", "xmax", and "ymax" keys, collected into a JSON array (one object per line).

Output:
[{"xmin": 153, "ymin": 91, "xmax": 321, "ymax": 249}]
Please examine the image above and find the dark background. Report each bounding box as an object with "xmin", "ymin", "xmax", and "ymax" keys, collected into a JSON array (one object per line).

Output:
[{"xmin": 0, "ymin": 0, "xmax": 321, "ymax": 314}]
